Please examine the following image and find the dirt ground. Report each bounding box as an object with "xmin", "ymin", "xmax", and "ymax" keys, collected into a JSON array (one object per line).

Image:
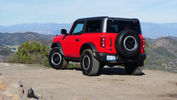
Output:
[{"xmin": 0, "ymin": 63, "xmax": 177, "ymax": 100}]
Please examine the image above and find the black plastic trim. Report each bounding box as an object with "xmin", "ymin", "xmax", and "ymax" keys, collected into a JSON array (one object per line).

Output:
[
  {"xmin": 95, "ymin": 52, "xmax": 146, "ymax": 65},
  {"xmin": 51, "ymin": 42, "xmax": 64, "ymax": 55},
  {"xmin": 65, "ymin": 57, "xmax": 80, "ymax": 62},
  {"xmin": 76, "ymin": 16, "xmax": 139, "ymax": 22},
  {"xmin": 80, "ymin": 42, "xmax": 98, "ymax": 55}
]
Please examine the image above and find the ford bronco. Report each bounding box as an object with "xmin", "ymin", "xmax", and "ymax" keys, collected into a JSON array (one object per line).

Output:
[{"xmin": 49, "ymin": 16, "xmax": 146, "ymax": 76}]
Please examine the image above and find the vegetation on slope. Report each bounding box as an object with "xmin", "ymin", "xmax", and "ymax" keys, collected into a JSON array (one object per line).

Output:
[
  {"xmin": 145, "ymin": 37, "xmax": 177, "ymax": 72},
  {"xmin": 9, "ymin": 41, "xmax": 49, "ymax": 66}
]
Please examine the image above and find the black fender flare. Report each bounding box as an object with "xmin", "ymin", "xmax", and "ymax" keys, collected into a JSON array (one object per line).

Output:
[
  {"xmin": 80, "ymin": 42, "xmax": 98, "ymax": 55},
  {"xmin": 51, "ymin": 42, "xmax": 64, "ymax": 55}
]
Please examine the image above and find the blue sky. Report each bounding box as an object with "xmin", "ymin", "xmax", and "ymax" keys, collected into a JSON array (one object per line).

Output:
[{"xmin": 0, "ymin": 0, "xmax": 177, "ymax": 25}]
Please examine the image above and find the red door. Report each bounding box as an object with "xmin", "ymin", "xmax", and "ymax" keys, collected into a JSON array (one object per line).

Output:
[{"xmin": 62, "ymin": 21, "xmax": 85, "ymax": 58}]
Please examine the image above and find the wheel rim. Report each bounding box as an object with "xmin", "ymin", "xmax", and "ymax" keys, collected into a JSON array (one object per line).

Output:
[
  {"xmin": 123, "ymin": 35, "xmax": 137, "ymax": 51},
  {"xmin": 51, "ymin": 52, "xmax": 62, "ymax": 65},
  {"xmin": 82, "ymin": 55, "xmax": 90, "ymax": 70}
]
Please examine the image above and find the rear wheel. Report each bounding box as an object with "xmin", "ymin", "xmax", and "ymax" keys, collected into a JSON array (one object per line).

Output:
[
  {"xmin": 81, "ymin": 49, "xmax": 102, "ymax": 76},
  {"xmin": 125, "ymin": 63, "xmax": 143, "ymax": 75},
  {"xmin": 49, "ymin": 47, "xmax": 68, "ymax": 69}
]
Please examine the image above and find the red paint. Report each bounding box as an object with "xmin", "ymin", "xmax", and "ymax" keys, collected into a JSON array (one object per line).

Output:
[
  {"xmin": 139, "ymin": 34, "xmax": 145, "ymax": 54},
  {"xmin": 53, "ymin": 33, "xmax": 118, "ymax": 58},
  {"xmin": 53, "ymin": 32, "xmax": 145, "ymax": 58}
]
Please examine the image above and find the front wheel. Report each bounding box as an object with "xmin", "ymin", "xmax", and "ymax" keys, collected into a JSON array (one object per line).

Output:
[
  {"xmin": 81, "ymin": 49, "xmax": 102, "ymax": 76},
  {"xmin": 125, "ymin": 63, "xmax": 143, "ymax": 75},
  {"xmin": 49, "ymin": 47, "xmax": 68, "ymax": 69}
]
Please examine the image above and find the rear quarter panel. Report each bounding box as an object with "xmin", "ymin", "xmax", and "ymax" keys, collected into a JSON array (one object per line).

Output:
[{"xmin": 80, "ymin": 33, "xmax": 118, "ymax": 54}]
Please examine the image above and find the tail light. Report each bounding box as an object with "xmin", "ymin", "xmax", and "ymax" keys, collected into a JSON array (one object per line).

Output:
[
  {"xmin": 143, "ymin": 38, "xmax": 146, "ymax": 48},
  {"xmin": 139, "ymin": 34, "xmax": 145, "ymax": 54},
  {"xmin": 101, "ymin": 37, "xmax": 106, "ymax": 48}
]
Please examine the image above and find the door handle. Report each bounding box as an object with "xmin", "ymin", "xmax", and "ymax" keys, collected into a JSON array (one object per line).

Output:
[{"xmin": 76, "ymin": 39, "xmax": 80, "ymax": 42}]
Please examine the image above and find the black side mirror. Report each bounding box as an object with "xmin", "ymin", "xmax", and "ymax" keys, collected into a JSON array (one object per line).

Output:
[{"xmin": 61, "ymin": 29, "xmax": 67, "ymax": 35}]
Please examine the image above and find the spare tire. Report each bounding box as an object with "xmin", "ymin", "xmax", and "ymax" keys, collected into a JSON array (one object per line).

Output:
[{"xmin": 115, "ymin": 30, "xmax": 140, "ymax": 59}]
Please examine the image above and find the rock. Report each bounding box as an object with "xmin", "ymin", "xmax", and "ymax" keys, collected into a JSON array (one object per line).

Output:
[
  {"xmin": 0, "ymin": 80, "xmax": 43, "ymax": 100},
  {"xmin": 27, "ymin": 88, "xmax": 38, "ymax": 99},
  {"xmin": 18, "ymin": 81, "xmax": 42, "ymax": 100},
  {"xmin": 0, "ymin": 81, "xmax": 7, "ymax": 91},
  {"xmin": 0, "ymin": 94, "xmax": 11, "ymax": 100},
  {"xmin": 26, "ymin": 98, "xmax": 36, "ymax": 100},
  {"xmin": 11, "ymin": 94, "xmax": 19, "ymax": 100},
  {"xmin": 18, "ymin": 81, "xmax": 25, "ymax": 97}
]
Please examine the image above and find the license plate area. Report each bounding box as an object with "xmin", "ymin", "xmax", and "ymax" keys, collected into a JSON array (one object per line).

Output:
[{"xmin": 106, "ymin": 55, "xmax": 116, "ymax": 61}]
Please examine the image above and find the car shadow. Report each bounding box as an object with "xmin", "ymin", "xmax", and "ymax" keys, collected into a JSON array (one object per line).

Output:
[
  {"xmin": 63, "ymin": 67, "xmax": 145, "ymax": 76},
  {"xmin": 64, "ymin": 67, "xmax": 81, "ymax": 71},
  {"xmin": 100, "ymin": 67, "xmax": 145, "ymax": 76}
]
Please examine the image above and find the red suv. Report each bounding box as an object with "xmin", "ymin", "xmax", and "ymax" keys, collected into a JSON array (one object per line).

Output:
[{"xmin": 49, "ymin": 16, "xmax": 146, "ymax": 76}]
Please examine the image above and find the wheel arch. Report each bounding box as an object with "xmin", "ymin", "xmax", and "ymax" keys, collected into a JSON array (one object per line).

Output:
[
  {"xmin": 80, "ymin": 43, "xmax": 97, "ymax": 56},
  {"xmin": 51, "ymin": 42, "xmax": 64, "ymax": 55}
]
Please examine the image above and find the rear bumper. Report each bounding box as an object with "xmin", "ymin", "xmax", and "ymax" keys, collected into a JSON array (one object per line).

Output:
[{"xmin": 94, "ymin": 52, "xmax": 146, "ymax": 66}]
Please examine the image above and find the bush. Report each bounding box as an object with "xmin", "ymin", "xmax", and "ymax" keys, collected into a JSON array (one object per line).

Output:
[{"xmin": 9, "ymin": 41, "xmax": 49, "ymax": 67}]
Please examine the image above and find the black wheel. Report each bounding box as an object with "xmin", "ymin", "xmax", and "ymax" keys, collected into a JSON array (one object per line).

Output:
[
  {"xmin": 49, "ymin": 47, "xmax": 68, "ymax": 69},
  {"xmin": 115, "ymin": 30, "xmax": 140, "ymax": 59},
  {"xmin": 81, "ymin": 49, "xmax": 101, "ymax": 76},
  {"xmin": 125, "ymin": 63, "xmax": 143, "ymax": 75}
]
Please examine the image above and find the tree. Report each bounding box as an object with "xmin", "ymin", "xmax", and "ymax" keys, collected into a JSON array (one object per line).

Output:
[{"xmin": 9, "ymin": 41, "xmax": 49, "ymax": 66}]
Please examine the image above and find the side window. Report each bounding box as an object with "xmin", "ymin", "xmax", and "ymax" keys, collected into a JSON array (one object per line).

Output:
[
  {"xmin": 107, "ymin": 20, "xmax": 119, "ymax": 33},
  {"xmin": 85, "ymin": 20, "xmax": 101, "ymax": 33},
  {"xmin": 71, "ymin": 22, "xmax": 84, "ymax": 35}
]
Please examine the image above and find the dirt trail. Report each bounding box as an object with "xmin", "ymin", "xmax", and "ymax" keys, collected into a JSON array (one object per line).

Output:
[{"xmin": 0, "ymin": 63, "xmax": 177, "ymax": 100}]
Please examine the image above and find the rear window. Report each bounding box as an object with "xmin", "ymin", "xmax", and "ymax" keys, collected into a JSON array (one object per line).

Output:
[
  {"xmin": 107, "ymin": 20, "xmax": 141, "ymax": 33},
  {"xmin": 85, "ymin": 20, "xmax": 101, "ymax": 33}
]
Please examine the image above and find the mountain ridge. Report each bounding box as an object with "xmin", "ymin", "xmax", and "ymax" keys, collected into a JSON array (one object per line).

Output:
[
  {"xmin": 141, "ymin": 22, "xmax": 177, "ymax": 38},
  {"xmin": 0, "ymin": 22, "xmax": 177, "ymax": 38},
  {"xmin": 145, "ymin": 36, "xmax": 177, "ymax": 72},
  {"xmin": 0, "ymin": 32, "xmax": 54, "ymax": 46},
  {"xmin": 0, "ymin": 23, "xmax": 72, "ymax": 35}
]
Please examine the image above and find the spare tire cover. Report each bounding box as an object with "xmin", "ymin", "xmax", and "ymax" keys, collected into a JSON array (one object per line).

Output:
[{"xmin": 115, "ymin": 30, "xmax": 140, "ymax": 59}]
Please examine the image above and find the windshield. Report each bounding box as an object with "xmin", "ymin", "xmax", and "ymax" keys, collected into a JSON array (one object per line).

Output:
[{"xmin": 107, "ymin": 20, "xmax": 141, "ymax": 34}]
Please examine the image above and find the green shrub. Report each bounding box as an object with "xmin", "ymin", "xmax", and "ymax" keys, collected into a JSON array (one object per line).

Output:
[{"xmin": 9, "ymin": 41, "xmax": 49, "ymax": 67}]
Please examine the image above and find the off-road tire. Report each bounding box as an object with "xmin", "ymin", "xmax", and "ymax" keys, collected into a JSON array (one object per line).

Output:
[
  {"xmin": 115, "ymin": 30, "xmax": 140, "ymax": 59},
  {"xmin": 81, "ymin": 49, "xmax": 101, "ymax": 76},
  {"xmin": 125, "ymin": 63, "xmax": 143, "ymax": 75},
  {"xmin": 49, "ymin": 47, "xmax": 68, "ymax": 69}
]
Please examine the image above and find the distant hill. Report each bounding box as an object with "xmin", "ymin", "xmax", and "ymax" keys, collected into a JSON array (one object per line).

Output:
[
  {"xmin": 171, "ymin": 36, "xmax": 177, "ymax": 41},
  {"xmin": 141, "ymin": 23, "xmax": 177, "ymax": 38},
  {"xmin": 0, "ymin": 32, "xmax": 54, "ymax": 46},
  {"xmin": 145, "ymin": 36, "xmax": 177, "ymax": 72},
  {"xmin": 0, "ymin": 32, "xmax": 54, "ymax": 62},
  {"xmin": 0, "ymin": 23, "xmax": 71, "ymax": 35},
  {"xmin": 0, "ymin": 22, "xmax": 177, "ymax": 38}
]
